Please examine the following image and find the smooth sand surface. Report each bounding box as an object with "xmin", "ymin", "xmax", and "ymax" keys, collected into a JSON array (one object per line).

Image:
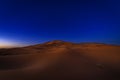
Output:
[{"xmin": 0, "ymin": 41, "xmax": 120, "ymax": 80}]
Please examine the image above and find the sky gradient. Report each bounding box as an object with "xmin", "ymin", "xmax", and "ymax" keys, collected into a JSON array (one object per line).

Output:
[{"xmin": 0, "ymin": 0, "xmax": 120, "ymax": 47}]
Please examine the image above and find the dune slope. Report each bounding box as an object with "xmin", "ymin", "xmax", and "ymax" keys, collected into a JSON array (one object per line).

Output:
[{"xmin": 0, "ymin": 40, "xmax": 120, "ymax": 80}]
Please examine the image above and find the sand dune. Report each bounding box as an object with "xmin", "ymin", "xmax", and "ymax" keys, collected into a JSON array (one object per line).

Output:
[{"xmin": 0, "ymin": 40, "xmax": 120, "ymax": 80}]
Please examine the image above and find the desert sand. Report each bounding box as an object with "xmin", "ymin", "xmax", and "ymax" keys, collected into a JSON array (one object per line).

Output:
[{"xmin": 0, "ymin": 40, "xmax": 120, "ymax": 80}]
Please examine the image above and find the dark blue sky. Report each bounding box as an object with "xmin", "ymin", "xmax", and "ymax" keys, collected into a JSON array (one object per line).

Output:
[{"xmin": 0, "ymin": 0, "xmax": 120, "ymax": 46}]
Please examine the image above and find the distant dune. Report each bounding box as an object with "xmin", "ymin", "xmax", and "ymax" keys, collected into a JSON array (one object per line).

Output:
[{"xmin": 0, "ymin": 40, "xmax": 120, "ymax": 80}]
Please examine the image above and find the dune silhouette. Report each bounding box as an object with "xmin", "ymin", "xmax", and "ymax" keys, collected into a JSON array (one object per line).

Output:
[{"xmin": 0, "ymin": 40, "xmax": 120, "ymax": 80}]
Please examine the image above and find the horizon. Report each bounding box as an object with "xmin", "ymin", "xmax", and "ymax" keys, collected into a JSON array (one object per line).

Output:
[{"xmin": 0, "ymin": 40, "xmax": 120, "ymax": 49}]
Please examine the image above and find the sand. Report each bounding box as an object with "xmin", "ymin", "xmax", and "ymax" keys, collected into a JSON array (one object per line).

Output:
[{"xmin": 0, "ymin": 40, "xmax": 120, "ymax": 80}]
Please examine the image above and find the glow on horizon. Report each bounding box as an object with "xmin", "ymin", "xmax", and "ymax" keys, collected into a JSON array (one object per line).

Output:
[{"xmin": 0, "ymin": 39, "xmax": 24, "ymax": 48}]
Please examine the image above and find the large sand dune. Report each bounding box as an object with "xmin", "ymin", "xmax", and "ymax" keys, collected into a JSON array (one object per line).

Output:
[{"xmin": 0, "ymin": 40, "xmax": 120, "ymax": 80}]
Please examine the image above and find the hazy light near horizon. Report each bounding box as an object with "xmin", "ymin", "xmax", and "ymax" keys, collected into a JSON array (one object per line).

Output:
[{"xmin": 0, "ymin": 39, "xmax": 23, "ymax": 48}]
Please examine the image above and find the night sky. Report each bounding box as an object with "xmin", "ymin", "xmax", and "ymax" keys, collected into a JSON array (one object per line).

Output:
[{"xmin": 0, "ymin": 0, "xmax": 120, "ymax": 47}]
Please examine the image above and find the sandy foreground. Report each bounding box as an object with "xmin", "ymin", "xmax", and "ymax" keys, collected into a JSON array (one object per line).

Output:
[{"xmin": 0, "ymin": 41, "xmax": 120, "ymax": 80}]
